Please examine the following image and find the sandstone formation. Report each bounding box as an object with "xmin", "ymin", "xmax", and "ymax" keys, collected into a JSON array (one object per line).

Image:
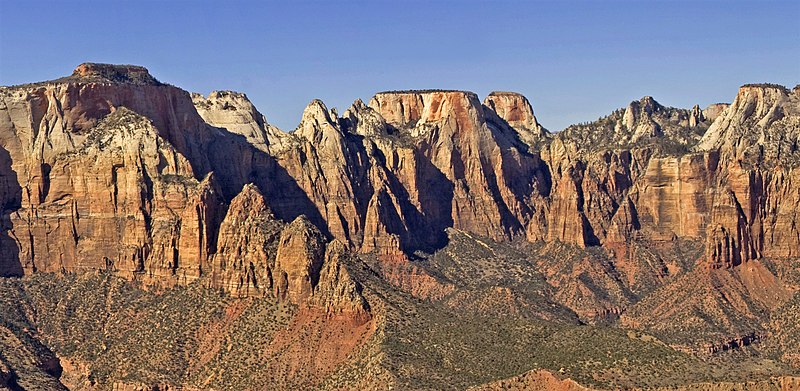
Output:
[
  {"xmin": 2, "ymin": 65, "xmax": 798, "ymax": 280},
  {"xmin": 0, "ymin": 63, "xmax": 369, "ymax": 311},
  {"xmin": 1, "ymin": 63, "xmax": 800, "ymax": 389},
  {"xmin": 192, "ymin": 90, "xmax": 286, "ymax": 153},
  {"xmin": 483, "ymin": 91, "xmax": 549, "ymax": 145},
  {"xmin": 3, "ymin": 64, "xmax": 799, "ymax": 304},
  {"xmin": 210, "ymin": 183, "xmax": 281, "ymax": 297},
  {"xmin": 273, "ymin": 216, "xmax": 326, "ymax": 303},
  {"xmin": 703, "ymin": 103, "xmax": 730, "ymax": 122}
]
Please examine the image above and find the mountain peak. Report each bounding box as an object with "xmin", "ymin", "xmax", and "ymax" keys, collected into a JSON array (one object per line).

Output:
[
  {"xmin": 368, "ymin": 89, "xmax": 482, "ymax": 129},
  {"xmin": 633, "ymin": 96, "xmax": 663, "ymax": 113},
  {"xmin": 621, "ymin": 96, "xmax": 665, "ymax": 138},
  {"xmin": 698, "ymin": 83, "xmax": 795, "ymax": 153},
  {"xmin": 739, "ymin": 83, "xmax": 790, "ymax": 95},
  {"xmin": 295, "ymin": 99, "xmax": 343, "ymax": 143},
  {"xmin": 301, "ymin": 99, "xmax": 334, "ymax": 124},
  {"xmin": 483, "ymin": 91, "xmax": 548, "ymax": 144},
  {"xmin": 342, "ymin": 98, "xmax": 389, "ymax": 136},
  {"xmin": 71, "ymin": 62, "xmax": 162, "ymax": 85},
  {"xmin": 484, "ymin": 92, "xmax": 540, "ymax": 127},
  {"xmin": 374, "ymin": 89, "xmax": 476, "ymax": 96}
]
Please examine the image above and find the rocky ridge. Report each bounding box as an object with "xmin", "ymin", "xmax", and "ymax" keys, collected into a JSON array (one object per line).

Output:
[
  {"xmin": 6, "ymin": 65, "xmax": 797, "ymax": 281},
  {"xmin": 1, "ymin": 64, "xmax": 799, "ymax": 389}
]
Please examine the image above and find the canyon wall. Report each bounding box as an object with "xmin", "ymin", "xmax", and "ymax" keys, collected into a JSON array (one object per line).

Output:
[{"xmin": 1, "ymin": 64, "xmax": 799, "ymax": 306}]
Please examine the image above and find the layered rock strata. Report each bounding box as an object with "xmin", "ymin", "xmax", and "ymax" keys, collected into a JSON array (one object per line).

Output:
[{"xmin": 1, "ymin": 64, "xmax": 799, "ymax": 313}]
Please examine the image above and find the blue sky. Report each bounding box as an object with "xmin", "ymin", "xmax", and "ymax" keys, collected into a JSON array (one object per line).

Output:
[{"xmin": 1, "ymin": 0, "xmax": 798, "ymax": 131}]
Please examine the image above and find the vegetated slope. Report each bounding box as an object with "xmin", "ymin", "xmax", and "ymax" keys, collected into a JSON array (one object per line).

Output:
[
  {"xmin": 0, "ymin": 272, "xmax": 385, "ymax": 390},
  {"xmin": 363, "ymin": 231, "xmax": 798, "ymax": 390},
  {"xmin": 2, "ymin": 229, "xmax": 796, "ymax": 390}
]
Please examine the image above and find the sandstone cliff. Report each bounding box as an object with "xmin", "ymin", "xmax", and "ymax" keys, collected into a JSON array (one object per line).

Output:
[
  {"xmin": 1, "ymin": 63, "xmax": 799, "ymax": 390},
  {"xmin": 210, "ymin": 183, "xmax": 281, "ymax": 297},
  {"xmin": 483, "ymin": 91, "xmax": 549, "ymax": 146},
  {"xmin": 2, "ymin": 62, "xmax": 800, "ymax": 356},
  {"xmin": 192, "ymin": 90, "xmax": 287, "ymax": 153},
  {"xmin": 0, "ymin": 63, "xmax": 368, "ymax": 312},
  {"xmin": 3, "ymin": 65, "xmax": 799, "ymax": 308}
]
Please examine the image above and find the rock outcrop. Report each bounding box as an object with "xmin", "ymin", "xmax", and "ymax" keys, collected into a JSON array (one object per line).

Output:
[
  {"xmin": 483, "ymin": 91, "xmax": 548, "ymax": 145},
  {"xmin": 309, "ymin": 240, "xmax": 369, "ymax": 313},
  {"xmin": 209, "ymin": 184, "xmax": 368, "ymax": 310},
  {"xmin": 1, "ymin": 63, "xmax": 798, "ymax": 321},
  {"xmin": 273, "ymin": 216, "xmax": 326, "ymax": 303},
  {"xmin": 368, "ymin": 89, "xmax": 549, "ymax": 244},
  {"xmin": 72, "ymin": 62, "xmax": 162, "ymax": 85},
  {"xmin": 192, "ymin": 91, "xmax": 286, "ymax": 153},
  {"xmin": 210, "ymin": 183, "xmax": 282, "ymax": 297},
  {"xmin": 698, "ymin": 85, "xmax": 800, "ymax": 168},
  {"xmin": 0, "ymin": 102, "xmax": 223, "ymax": 285}
]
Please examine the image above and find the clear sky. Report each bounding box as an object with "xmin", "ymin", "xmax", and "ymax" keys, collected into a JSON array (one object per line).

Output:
[{"xmin": 1, "ymin": 0, "xmax": 798, "ymax": 131}]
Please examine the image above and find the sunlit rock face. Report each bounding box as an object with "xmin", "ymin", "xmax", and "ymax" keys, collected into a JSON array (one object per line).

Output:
[
  {"xmin": 2, "ymin": 63, "xmax": 800, "ymax": 390},
  {"xmin": 1, "ymin": 63, "xmax": 799, "ymax": 307}
]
